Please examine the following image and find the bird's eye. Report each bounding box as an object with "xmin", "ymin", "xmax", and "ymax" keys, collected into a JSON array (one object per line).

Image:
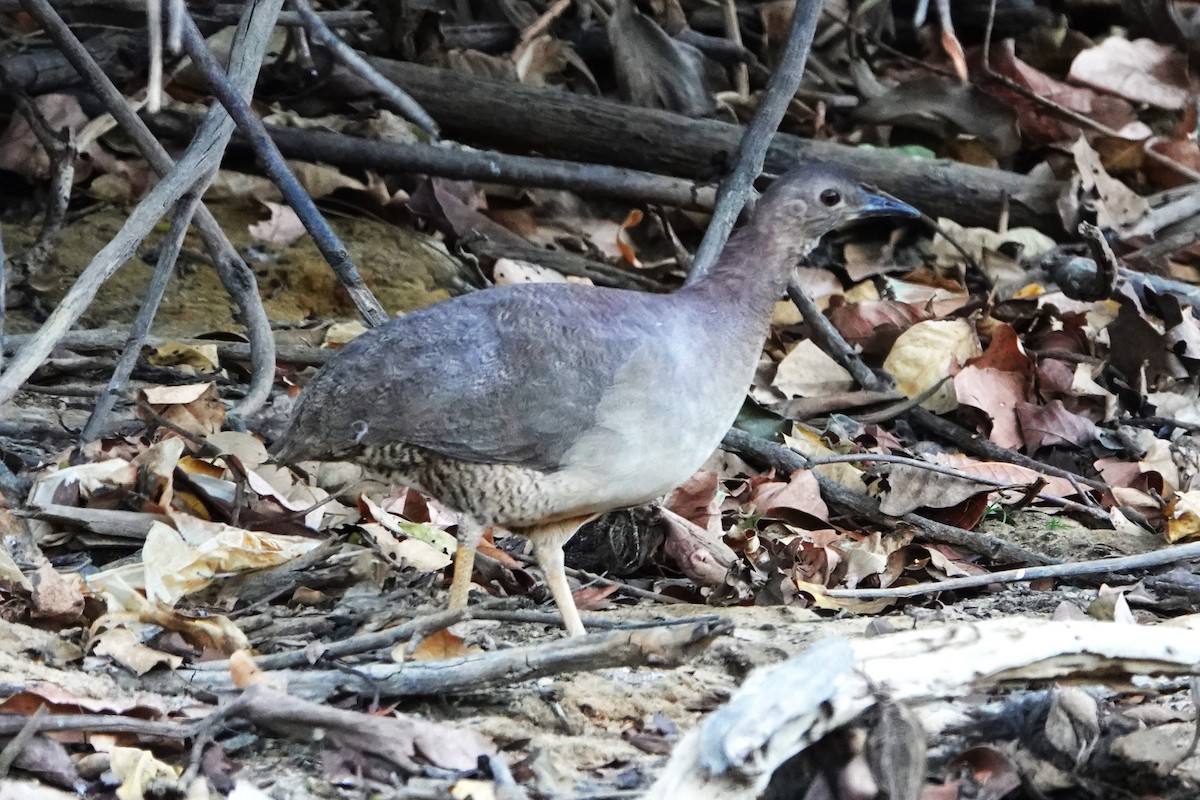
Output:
[{"xmin": 819, "ymin": 189, "xmax": 841, "ymax": 206}]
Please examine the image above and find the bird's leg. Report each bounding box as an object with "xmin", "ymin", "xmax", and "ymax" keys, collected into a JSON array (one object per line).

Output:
[
  {"xmin": 448, "ymin": 516, "xmax": 486, "ymax": 609},
  {"xmin": 528, "ymin": 515, "xmax": 596, "ymax": 637}
]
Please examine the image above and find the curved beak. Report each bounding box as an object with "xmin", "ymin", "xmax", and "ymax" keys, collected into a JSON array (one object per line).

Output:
[{"xmin": 856, "ymin": 191, "xmax": 920, "ymax": 220}]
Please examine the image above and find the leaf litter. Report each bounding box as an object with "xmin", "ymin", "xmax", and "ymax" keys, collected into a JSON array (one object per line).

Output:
[{"xmin": 2, "ymin": 0, "xmax": 1200, "ymax": 797}]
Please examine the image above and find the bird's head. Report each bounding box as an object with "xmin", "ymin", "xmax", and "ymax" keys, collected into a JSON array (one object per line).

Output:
[{"xmin": 752, "ymin": 164, "xmax": 919, "ymax": 257}]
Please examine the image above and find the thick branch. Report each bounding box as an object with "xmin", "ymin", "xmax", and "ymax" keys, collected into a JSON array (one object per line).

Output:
[{"xmin": 352, "ymin": 59, "xmax": 1063, "ymax": 232}]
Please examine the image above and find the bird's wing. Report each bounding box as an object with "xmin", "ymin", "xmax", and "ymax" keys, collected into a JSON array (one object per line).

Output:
[{"xmin": 275, "ymin": 283, "xmax": 661, "ymax": 472}]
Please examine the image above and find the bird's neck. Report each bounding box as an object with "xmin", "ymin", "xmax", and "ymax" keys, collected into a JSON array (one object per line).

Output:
[{"xmin": 677, "ymin": 222, "xmax": 807, "ymax": 334}]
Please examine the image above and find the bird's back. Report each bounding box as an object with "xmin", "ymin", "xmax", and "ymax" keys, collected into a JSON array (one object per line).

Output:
[{"xmin": 272, "ymin": 280, "xmax": 752, "ymax": 523}]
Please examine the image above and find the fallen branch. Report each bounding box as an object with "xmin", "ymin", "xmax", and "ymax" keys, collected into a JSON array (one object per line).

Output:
[
  {"xmin": 827, "ymin": 539, "xmax": 1200, "ymax": 599},
  {"xmin": 352, "ymin": 60, "xmax": 1064, "ymax": 232},
  {"xmin": 647, "ymin": 618, "xmax": 1200, "ymax": 799},
  {"xmin": 289, "ymin": 0, "xmax": 438, "ymax": 138},
  {"xmin": 145, "ymin": 111, "xmax": 717, "ymax": 211},
  {"xmin": 157, "ymin": 617, "xmax": 730, "ymax": 701}
]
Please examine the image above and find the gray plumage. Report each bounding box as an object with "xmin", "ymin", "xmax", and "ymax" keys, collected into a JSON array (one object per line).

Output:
[{"xmin": 270, "ymin": 165, "xmax": 917, "ymax": 634}]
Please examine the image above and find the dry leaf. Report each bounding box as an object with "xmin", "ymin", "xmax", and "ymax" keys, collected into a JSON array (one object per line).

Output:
[
  {"xmin": 882, "ymin": 319, "xmax": 981, "ymax": 413},
  {"xmin": 1068, "ymin": 37, "xmax": 1190, "ymax": 109}
]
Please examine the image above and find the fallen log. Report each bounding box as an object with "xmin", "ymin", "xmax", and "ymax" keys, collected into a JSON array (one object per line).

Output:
[{"xmin": 350, "ymin": 58, "xmax": 1064, "ymax": 233}]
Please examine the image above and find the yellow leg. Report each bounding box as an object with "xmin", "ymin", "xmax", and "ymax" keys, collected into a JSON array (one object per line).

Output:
[
  {"xmin": 448, "ymin": 517, "xmax": 486, "ymax": 609},
  {"xmin": 529, "ymin": 516, "xmax": 594, "ymax": 637}
]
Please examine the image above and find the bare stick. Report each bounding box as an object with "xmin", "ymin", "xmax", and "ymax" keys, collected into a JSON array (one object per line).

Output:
[
  {"xmin": 162, "ymin": 618, "xmax": 730, "ymax": 701},
  {"xmin": 18, "ymin": 0, "xmax": 278, "ymax": 422},
  {"xmin": 2, "ymin": 0, "xmax": 287, "ymax": 408},
  {"xmin": 721, "ymin": 0, "xmax": 749, "ymax": 96},
  {"xmin": 907, "ymin": 408, "xmax": 1107, "ymax": 491},
  {"xmin": 288, "ymin": 0, "xmax": 438, "ymax": 137},
  {"xmin": 178, "ymin": 11, "xmax": 388, "ymax": 327},
  {"xmin": 0, "ymin": 705, "xmax": 48, "ymax": 778},
  {"xmin": 792, "ymin": 451, "xmax": 1105, "ymax": 521},
  {"xmin": 827, "ymin": 540, "xmax": 1200, "ymax": 599},
  {"xmin": 191, "ymin": 605, "xmax": 480, "ymax": 671},
  {"xmin": 79, "ymin": 189, "xmax": 206, "ymax": 443},
  {"xmin": 148, "ymin": 112, "xmax": 716, "ymax": 210},
  {"xmin": 687, "ymin": 0, "xmax": 823, "ymax": 282},
  {"xmin": 2, "ymin": 328, "xmax": 332, "ymax": 366},
  {"xmin": 784, "ymin": 245, "xmax": 1108, "ymax": 493},
  {"xmin": 0, "ymin": 88, "xmax": 75, "ymax": 289},
  {"xmin": 787, "ymin": 276, "xmax": 884, "ymax": 391}
]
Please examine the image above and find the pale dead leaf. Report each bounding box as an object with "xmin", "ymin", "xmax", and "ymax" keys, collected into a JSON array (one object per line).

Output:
[
  {"xmin": 203, "ymin": 431, "xmax": 271, "ymax": 468},
  {"xmin": 0, "ymin": 780, "xmax": 80, "ymax": 800},
  {"xmin": 30, "ymin": 563, "xmax": 85, "ymax": 624},
  {"xmin": 138, "ymin": 383, "xmax": 226, "ymax": 441},
  {"xmin": 882, "ymin": 319, "xmax": 981, "ymax": 413},
  {"xmin": 286, "ymin": 160, "xmax": 367, "ymax": 198},
  {"xmin": 87, "ymin": 518, "xmax": 319, "ymax": 607},
  {"xmin": 926, "ymin": 453, "xmax": 1077, "ymax": 498},
  {"xmin": 248, "ymin": 202, "xmax": 306, "ymax": 245},
  {"xmin": 140, "ymin": 382, "xmax": 212, "ymax": 405},
  {"xmin": 450, "ymin": 780, "xmax": 496, "ymax": 800},
  {"xmin": 360, "ymin": 522, "xmax": 453, "ymax": 572},
  {"xmin": 205, "ymin": 170, "xmax": 279, "ymax": 202},
  {"xmin": 27, "ymin": 459, "xmax": 138, "ymax": 511},
  {"xmin": 361, "ymin": 496, "xmax": 458, "ymax": 555},
  {"xmin": 1072, "ymin": 137, "xmax": 1150, "ymax": 232},
  {"xmin": 321, "ymin": 321, "xmax": 368, "ymax": 348},
  {"xmin": 1165, "ymin": 490, "xmax": 1200, "ymax": 543},
  {"xmin": 773, "ymin": 340, "xmax": 855, "ymax": 398},
  {"xmin": 145, "ymin": 342, "xmax": 220, "ymax": 372},
  {"xmin": 493, "ymin": 258, "xmax": 570, "ymax": 285},
  {"xmin": 878, "ymin": 464, "xmax": 991, "ymax": 516},
  {"xmin": 0, "ymin": 546, "xmax": 30, "ymax": 590},
  {"xmin": 784, "ymin": 428, "xmax": 869, "ymax": 494},
  {"xmin": 1068, "ymin": 37, "xmax": 1190, "ymax": 109},
  {"xmin": 91, "ymin": 628, "xmax": 182, "ymax": 675},
  {"xmin": 750, "ymin": 469, "xmax": 828, "ymax": 520},
  {"xmin": 109, "ymin": 746, "xmax": 180, "ymax": 800}
]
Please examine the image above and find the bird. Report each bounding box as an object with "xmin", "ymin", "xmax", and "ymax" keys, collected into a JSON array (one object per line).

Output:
[{"xmin": 270, "ymin": 164, "xmax": 918, "ymax": 636}]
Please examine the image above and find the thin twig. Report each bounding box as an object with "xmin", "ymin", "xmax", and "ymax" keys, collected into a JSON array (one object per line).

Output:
[
  {"xmin": 17, "ymin": 0, "xmax": 278, "ymax": 422},
  {"xmin": 2, "ymin": 0, "xmax": 285, "ymax": 409},
  {"xmin": 786, "ymin": 277, "xmax": 885, "ymax": 390},
  {"xmin": 288, "ymin": 0, "xmax": 438, "ymax": 137},
  {"xmin": 827, "ymin": 540, "xmax": 1200, "ymax": 599},
  {"xmin": 794, "ymin": 451, "xmax": 1106, "ymax": 521},
  {"xmin": 192, "ymin": 604, "xmax": 481, "ymax": 671},
  {"xmin": 148, "ymin": 112, "xmax": 716, "ymax": 210},
  {"xmin": 510, "ymin": 550, "xmax": 686, "ymax": 605},
  {"xmin": 687, "ymin": 0, "xmax": 823, "ymax": 282},
  {"xmin": 519, "ymin": 0, "xmax": 571, "ymax": 45},
  {"xmin": 80, "ymin": 189, "xmax": 206, "ymax": 444},
  {"xmin": 0, "ymin": 705, "xmax": 48, "ymax": 778},
  {"xmin": 721, "ymin": 0, "xmax": 749, "ymax": 97},
  {"xmin": 178, "ymin": 10, "xmax": 388, "ymax": 327},
  {"xmin": 907, "ymin": 407, "xmax": 1108, "ymax": 492},
  {"xmin": 0, "ymin": 89, "xmax": 75, "ymax": 286}
]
